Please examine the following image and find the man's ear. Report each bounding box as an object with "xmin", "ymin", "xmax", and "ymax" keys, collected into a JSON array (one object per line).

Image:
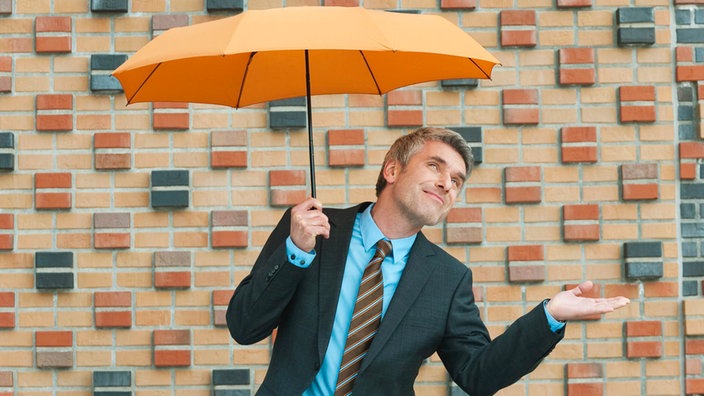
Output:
[{"xmin": 382, "ymin": 159, "xmax": 399, "ymax": 184}]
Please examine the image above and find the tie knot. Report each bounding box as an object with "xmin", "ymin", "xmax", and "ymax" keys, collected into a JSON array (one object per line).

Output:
[{"xmin": 375, "ymin": 239, "xmax": 392, "ymax": 260}]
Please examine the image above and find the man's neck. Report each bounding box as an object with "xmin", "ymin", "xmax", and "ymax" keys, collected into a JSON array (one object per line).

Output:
[{"xmin": 370, "ymin": 199, "xmax": 422, "ymax": 239}]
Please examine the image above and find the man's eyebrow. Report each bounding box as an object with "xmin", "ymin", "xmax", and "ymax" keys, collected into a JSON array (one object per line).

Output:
[{"xmin": 429, "ymin": 155, "xmax": 466, "ymax": 182}]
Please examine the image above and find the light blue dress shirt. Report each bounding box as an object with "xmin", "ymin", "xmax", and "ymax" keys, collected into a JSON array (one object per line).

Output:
[{"xmin": 285, "ymin": 204, "xmax": 564, "ymax": 395}]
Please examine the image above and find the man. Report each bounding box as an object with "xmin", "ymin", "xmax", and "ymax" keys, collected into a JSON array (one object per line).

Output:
[{"xmin": 227, "ymin": 127, "xmax": 629, "ymax": 395}]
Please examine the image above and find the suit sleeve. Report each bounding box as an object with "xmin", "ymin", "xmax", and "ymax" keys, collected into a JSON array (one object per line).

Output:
[
  {"xmin": 438, "ymin": 270, "xmax": 564, "ymax": 396},
  {"xmin": 226, "ymin": 208, "xmax": 310, "ymax": 345}
]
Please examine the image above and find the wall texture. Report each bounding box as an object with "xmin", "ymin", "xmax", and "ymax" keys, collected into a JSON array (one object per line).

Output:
[{"xmin": 0, "ymin": 0, "xmax": 703, "ymax": 395}]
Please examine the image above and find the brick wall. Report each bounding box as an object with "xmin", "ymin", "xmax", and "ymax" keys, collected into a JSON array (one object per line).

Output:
[{"xmin": 0, "ymin": 0, "xmax": 702, "ymax": 395}]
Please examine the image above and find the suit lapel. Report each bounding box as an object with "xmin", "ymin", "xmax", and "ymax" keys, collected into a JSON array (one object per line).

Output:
[{"xmin": 359, "ymin": 232, "xmax": 436, "ymax": 373}]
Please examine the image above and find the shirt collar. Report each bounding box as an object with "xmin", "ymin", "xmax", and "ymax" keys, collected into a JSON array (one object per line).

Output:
[{"xmin": 360, "ymin": 203, "xmax": 417, "ymax": 265}]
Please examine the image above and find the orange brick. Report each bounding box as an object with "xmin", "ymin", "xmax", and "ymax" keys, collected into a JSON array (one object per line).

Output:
[
  {"xmin": 154, "ymin": 350, "xmax": 190, "ymax": 367},
  {"xmin": 387, "ymin": 110, "xmax": 423, "ymax": 127},
  {"xmin": 94, "ymin": 233, "xmax": 130, "ymax": 249},
  {"xmin": 270, "ymin": 170, "xmax": 306, "ymax": 186},
  {"xmin": 36, "ymin": 331, "xmax": 72, "ymax": 347},
  {"xmin": 95, "ymin": 311, "xmax": 131, "ymax": 328},
  {"xmin": 35, "ymin": 173, "xmax": 71, "ymax": 188},
  {"xmin": 94, "ymin": 132, "xmax": 130, "ymax": 149},
  {"xmin": 446, "ymin": 207, "xmax": 482, "ymax": 223},
  {"xmin": 622, "ymin": 184, "xmax": 658, "ymax": 201},
  {"xmin": 154, "ymin": 271, "xmax": 191, "ymax": 289},
  {"xmin": 508, "ymin": 245, "xmax": 544, "ymax": 261},
  {"xmin": 626, "ymin": 321, "xmax": 662, "ymax": 337},
  {"xmin": 329, "ymin": 149, "xmax": 365, "ymax": 167},
  {"xmin": 328, "ymin": 129, "xmax": 364, "ymax": 145},
  {"xmin": 35, "ymin": 192, "xmax": 72, "ymax": 209},
  {"xmin": 626, "ymin": 341, "xmax": 662, "ymax": 358},
  {"xmin": 211, "ymin": 151, "xmax": 247, "ymax": 168},
  {"xmin": 271, "ymin": 189, "xmax": 307, "ymax": 207},
  {"xmin": 211, "ymin": 230, "xmax": 248, "ymax": 248}
]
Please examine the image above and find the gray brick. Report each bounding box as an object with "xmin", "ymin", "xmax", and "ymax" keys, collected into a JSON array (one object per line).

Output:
[
  {"xmin": 36, "ymin": 351, "xmax": 73, "ymax": 368},
  {"xmin": 151, "ymin": 170, "xmax": 189, "ymax": 187},
  {"xmin": 270, "ymin": 97, "xmax": 306, "ymax": 107},
  {"xmin": 154, "ymin": 251, "xmax": 191, "ymax": 267},
  {"xmin": 35, "ymin": 251, "xmax": 73, "ymax": 268},
  {"xmin": 93, "ymin": 370, "xmax": 131, "ymax": 386},
  {"xmin": 617, "ymin": 7, "xmax": 654, "ymax": 24},
  {"xmin": 618, "ymin": 27, "xmax": 655, "ymax": 46},
  {"xmin": 269, "ymin": 111, "xmax": 307, "ymax": 129},
  {"xmin": 680, "ymin": 105, "xmax": 694, "ymax": 121},
  {"xmin": 441, "ymin": 78, "xmax": 479, "ymax": 88},
  {"xmin": 90, "ymin": 75, "xmax": 124, "ymax": 92},
  {"xmin": 677, "ymin": 28, "xmax": 704, "ymax": 44},
  {"xmin": 151, "ymin": 191, "xmax": 189, "ymax": 208},
  {"xmin": 623, "ymin": 241, "xmax": 662, "ymax": 258},
  {"xmin": 94, "ymin": 213, "xmax": 130, "ymax": 229},
  {"xmin": 684, "ymin": 261, "xmax": 704, "ymax": 277},
  {"xmin": 207, "ymin": 0, "xmax": 243, "ymax": 12},
  {"xmin": 0, "ymin": 132, "xmax": 13, "ymax": 148},
  {"xmin": 681, "ymin": 223, "xmax": 704, "ymax": 238},
  {"xmin": 0, "ymin": 153, "xmax": 13, "ymax": 170},
  {"xmin": 91, "ymin": 54, "xmax": 128, "ymax": 71},
  {"xmin": 683, "ymin": 280, "xmax": 699, "ymax": 296},
  {"xmin": 452, "ymin": 127, "xmax": 482, "ymax": 164},
  {"xmin": 696, "ymin": 8, "xmax": 704, "ymax": 24},
  {"xmin": 681, "ymin": 183, "xmax": 704, "ymax": 199},
  {"xmin": 678, "ymin": 85, "xmax": 694, "ymax": 102},
  {"xmin": 683, "ymin": 241, "xmax": 698, "ymax": 257},
  {"xmin": 696, "ymin": 48, "xmax": 704, "ymax": 63},
  {"xmin": 681, "ymin": 203, "xmax": 696, "ymax": 219},
  {"xmin": 91, "ymin": 0, "xmax": 128, "ymax": 12},
  {"xmin": 212, "ymin": 369, "xmax": 250, "ymax": 385},
  {"xmin": 36, "ymin": 273, "xmax": 74, "ymax": 289},
  {"xmin": 676, "ymin": 9, "xmax": 692, "ymax": 25},
  {"xmin": 625, "ymin": 261, "xmax": 663, "ymax": 280}
]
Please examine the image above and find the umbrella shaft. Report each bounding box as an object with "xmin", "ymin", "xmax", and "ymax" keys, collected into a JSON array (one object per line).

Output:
[{"xmin": 305, "ymin": 50, "xmax": 316, "ymax": 198}]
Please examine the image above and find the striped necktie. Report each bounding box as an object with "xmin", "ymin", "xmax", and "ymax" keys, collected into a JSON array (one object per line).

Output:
[{"xmin": 334, "ymin": 239, "xmax": 392, "ymax": 396}]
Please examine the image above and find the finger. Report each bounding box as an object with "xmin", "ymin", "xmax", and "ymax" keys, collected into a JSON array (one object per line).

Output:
[{"xmin": 573, "ymin": 280, "xmax": 594, "ymax": 297}]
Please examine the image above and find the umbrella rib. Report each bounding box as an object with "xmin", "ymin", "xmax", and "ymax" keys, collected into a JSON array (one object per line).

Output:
[
  {"xmin": 359, "ymin": 51, "xmax": 382, "ymax": 95},
  {"xmin": 127, "ymin": 63, "xmax": 162, "ymax": 104},
  {"xmin": 235, "ymin": 52, "xmax": 256, "ymax": 108},
  {"xmin": 469, "ymin": 57, "xmax": 492, "ymax": 80}
]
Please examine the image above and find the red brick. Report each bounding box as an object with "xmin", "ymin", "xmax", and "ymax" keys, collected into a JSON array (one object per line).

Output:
[
  {"xmin": 567, "ymin": 363, "xmax": 603, "ymax": 378},
  {"xmin": 627, "ymin": 341, "xmax": 662, "ymax": 358},
  {"xmin": 211, "ymin": 151, "xmax": 247, "ymax": 168},
  {"xmin": 505, "ymin": 166, "xmax": 541, "ymax": 182},
  {"xmin": 35, "ymin": 192, "xmax": 72, "ymax": 209},
  {"xmin": 677, "ymin": 65, "xmax": 704, "ymax": 82},
  {"xmin": 0, "ymin": 56, "xmax": 10, "ymax": 72},
  {"xmin": 626, "ymin": 321, "xmax": 662, "ymax": 337},
  {"xmin": 559, "ymin": 48, "xmax": 595, "ymax": 64},
  {"xmin": 686, "ymin": 339, "xmax": 704, "ymax": 355},
  {"xmin": 0, "ymin": 214, "xmax": 12, "ymax": 229},
  {"xmin": 94, "ymin": 233, "xmax": 130, "ymax": 249},
  {"xmin": 153, "ymin": 113, "xmax": 189, "ymax": 130},
  {"xmin": 681, "ymin": 162, "xmax": 697, "ymax": 180},
  {"xmin": 154, "ymin": 350, "xmax": 190, "ymax": 367},
  {"xmin": 35, "ymin": 37, "xmax": 71, "ymax": 53},
  {"xmin": 270, "ymin": 170, "xmax": 306, "ymax": 186},
  {"xmin": 329, "ymin": 149, "xmax": 365, "ymax": 167},
  {"xmin": 560, "ymin": 69, "xmax": 595, "ymax": 85},
  {"xmin": 562, "ymin": 146, "xmax": 597, "ymax": 163},
  {"xmin": 211, "ymin": 230, "xmax": 248, "ymax": 248},
  {"xmin": 0, "ymin": 235, "xmax": 12, "ymax": 250},
  {"xmin": 213, "ymin": 289, "xmax": 234, "ymax": 305},
  {"xmin": 503, "ymin": 108, "xmax": 539, "ymax": 124},
  {"xmin": 505, "ymin": 186, "xmax": 541, "ymax": 203},
  {"xmin": 154, "ymin": 271, "xmax": 191, "ymax": 288},
  {"xmin": 563, "ymin": 204, "xmax": 598, "ymax": 220},
  {"xmin": 211, "ymin": 130, "xmax": 247, "ymax": 147},
  {"xmin": 95, "ymin": 311, "xmax": 131, "ymax": 328},
  {"xmin": 36, "ymin": 94, "xmax": 72, "ymax": 110},
  {"xmin": 622, "ymin": 184, "xmax": 658, "ymax": 201},
  {"xmin": 687, "ymin": 379, "xmax": 704, "ymax": 395},
  {"xmin": 387, "ymin": 90, "xmax": 422, "ymax": 106},
  {"xmin": 567, "ymin": 383, "xmax": 603, "ymax": 396},
  {"xmin": 154, "ymin": 329, "xmax": 190, "ymax": 345},
  {"xmin": 35, "ymin": 16, "xmax": 71, "ymax": 32},
  {"xmin": 620, "ymin": 86, "xmax": 655, "ymax": 101},
  {"xmin": 500, "ymin": 10, "xmax": 536, "ymax": 25},
  {"xmin": 680, "ymin": 142, "xmax": 704, "ymax": 159},
  {"xmin": 387, "ymin": 110, "xmax": 423, "ymax": 127},
  {"xmin": 94, "ymin": 291, "xmax": 131, "ymax": 307},
  {"xmin": 564, "ymin": 225, "xmax": 600, "ymax": 242},
  {"xmin": 35, "ymin": 172, "xmax": 71, "ymax": 188},
  {"xmin": 95, "ymin": 153, "xmax": 131, "ymax": 170},
  {"xmin": 677, "ymin": 46, "xmax": 694, "ymax": 62},
  {"xmin": 0, "ymin": 292, "xmax": 13, "ymax": 307},
  {"xmin": 501, "ymin": 30, "xmax": 537, "ymax": 47},
  {"xmin": 94, "ymin": 132, "xmax": 130, "ymax": 149},
  {"xmin": 508, "ymin": 245, "xmax": 544, "ymax": 261},
  {"xmin": 440, "ymin": 0, "xmax": 476, "ymax": 8},
  {"xmin": 620, "ymin": 106, "xmax": 656, "ymax": 123},
  {"xmin": 503, "ymin": 89, "xmax": 539, "ymax": 105},
  {"xmin": 329, "ymin": 129, "xmax": 364, "ymax": 146},
  {"xmin": 508, "ymin": 265, "xmax": 545, "ymax": 282},
  {"xmin": 446, "ymin": 227, "xmax": 482, "ymax": 244},
  {"xmin": 36, "ymin": 331, "xmax": 72, "ymax": 347},
  {"xmin": 0, "ymin": 312, "xmax": 14, "ymax": 328},
  {"xmin": 446, "ymin": 207, "xmax": 482, "ymax": 223},
  {"xmin": 36, "ymin": 114, "xmax": 73, "ymax": 131},
  {"xmin": 271, "ymin": 189, "xmax": 307, "ymax": 207}
]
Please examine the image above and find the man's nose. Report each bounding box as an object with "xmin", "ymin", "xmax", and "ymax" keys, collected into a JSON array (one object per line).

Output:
[{"xmin": 436, "ymin": 172, "xmax": 451, "ymax": 191}]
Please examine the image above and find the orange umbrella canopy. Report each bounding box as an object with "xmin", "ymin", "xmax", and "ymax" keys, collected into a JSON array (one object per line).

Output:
[{"xmin": 112, "ymin": 6, "xmax": 500, "ymax": 108}]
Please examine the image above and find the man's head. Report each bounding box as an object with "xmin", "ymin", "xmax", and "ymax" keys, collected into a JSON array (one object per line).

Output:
[{"xmin": 375, "ymin": 127, "xmax": 474, "ymax": 197}]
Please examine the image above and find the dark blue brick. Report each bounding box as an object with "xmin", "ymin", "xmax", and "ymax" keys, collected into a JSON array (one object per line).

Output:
[
  {"xmin": 269, "ymin": 111, "xmax": 307, "ymax": 129},
  {"xmin": 452, "ymin": 127, "xmax": 482, "ymax": 164},
  {"xmin": 676, "ymin": 9, "xmax": 692, "ymax": 25},
  {"xmin": 683, "ymin": 280, "xmax": 699, "ymax": 296},
  {"xmin": 681, "ymin": 203, "xmax": 696, "ymax": 219},
  {"xmin": 0, "ymin": 132, "xmax": 13, "ymax": 148},
  {"xmin": 36, "ymin": 273, "xmax": 74, "ymax": 289},
  {"xmin": 270, "ymin": 97, "xmax": 306, "ymax": 107},
  {"xmin": 35, "ymin": 251, "xmax": 73, "ymax": 268},
  {"xmin": 682, "ymin": 223, "xmax": 704, "ymax": 238},
  {"xmin": 151, "ymin": 170, "xmax": 189, "ymax": 187},
  {"xmin": 696, "ymin": 8, "xmax": 704, "ymax": 24},
  {"xmin": 618, "ymin": 27, "xmax": 655, "ymax": 46},
  {"xmin": 617, "ymin": 7, "xmax": 654, "ymax": 24},
  {"xmin": 151, "ymin": 191, "xmax": 189, "ymax": 208},
  {"xmin": 681, "ymin": 183, "xmax": 704, "ymax": 199},
  {"xmin": 699, "ymin": 203, "xmax": 704, "ymax": 216},
  {"xmin": 214, "ymin": 391, "xmax": 250, "ymax": 396},
  {"xmin": 93, "ymin": 370, "xmax": 131, "ymax": 386},
  {"xmin": 91, "ymin": 75, "xmax": 124, "ymax": 92},
  {"xmin": 0, "ymin": 153, "xmax": 13, "ymax": 170},
  {"xmin": 441, "ymin": 78, "xmax": 479, "ymax": 88},
  {"xmin": 207, "ymin": 0, "xmax": 243, "ymax": 12},
  {"xmin": 677, "ymin": 28, "xmax": 704, "ymax": 44},
  {"xmin": 91, "ymin": 54, "xmax": 128, "ymax": 71},
  {"xmin": 684, "ymin": 261, "xmax": 704, "ymax": 277},
  {"xmin": 680, "ymin": 124, "xmax": 696, "ymax": 140},
  {"xmin": 678, "ymin": 86, "xmax": 694, "ymax": 102},
  {"xmin": 623, "ymin": 241, "xmax": 662, "ymax": 258},
  {"xmin": 91, "ymin": 0, "xmax": 128, "ymax": 12},
  {"xmin": 212, "ymin": 369, "xmax": 250, "ymax": 385},
  {"xmin": 696, "ymin": 48, "xmax": 704, "ymax": 63},
  {"xmin": 679, "ymin": 105, "xmax": 694, "ymax": 121},
  {"xmin": 625, "ymin": 261, "xmax": 663, "ymax": 280},
  {"xmin": 682, "ymin": 241, "xmax": 698, "ymax": 257}
]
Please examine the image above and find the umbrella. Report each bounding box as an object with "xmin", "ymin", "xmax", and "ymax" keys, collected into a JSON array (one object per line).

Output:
[{"xmin": 112, "ymin": 6, "xmax": 500, "ymax": 197}]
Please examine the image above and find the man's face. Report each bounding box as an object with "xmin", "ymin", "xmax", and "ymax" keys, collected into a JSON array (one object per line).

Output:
[{"xmin": 385, "ymin": 141, "xmax": 466, "ymax": 227}]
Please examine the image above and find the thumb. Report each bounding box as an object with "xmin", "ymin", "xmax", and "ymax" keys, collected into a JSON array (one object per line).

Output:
[{"xmin": 573, "ymin": 280, "xmax": 594, "ymax": 297}]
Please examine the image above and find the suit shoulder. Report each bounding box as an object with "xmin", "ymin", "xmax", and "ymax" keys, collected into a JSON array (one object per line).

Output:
[{"xmin": 423, "ymin": 238, "xmax": 472, "ymax": 277}]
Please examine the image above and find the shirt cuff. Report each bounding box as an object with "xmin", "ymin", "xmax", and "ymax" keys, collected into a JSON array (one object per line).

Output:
[
  {"xmin": 543, "ymin": 300, "xmax": 566, "ymax": 333},
  {"xmin": 285, "ymin": 236, "xmax": 316, "ymax": 268}
]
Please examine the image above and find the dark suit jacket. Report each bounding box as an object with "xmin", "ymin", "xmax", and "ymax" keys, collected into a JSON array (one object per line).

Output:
[{"xmin": 227, "ymin": 203, "xmax": 563, "ymax": 396}]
